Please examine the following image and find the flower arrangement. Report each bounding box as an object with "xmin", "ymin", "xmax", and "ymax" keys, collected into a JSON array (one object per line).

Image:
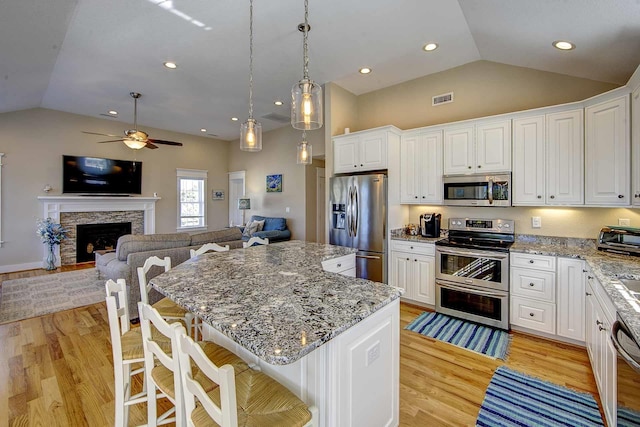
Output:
[{"xmin": 36, "ymin": 218, "xmax": 69, "ymax": 246}]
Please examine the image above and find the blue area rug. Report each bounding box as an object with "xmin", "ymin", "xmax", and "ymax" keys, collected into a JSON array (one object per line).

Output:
[
  {"xmin": 619, "ymin": 406, "xmax": 640, "ymax": 427},
  {"xmin": 405, "ymin": 311, "xmax": 510, "ymax": 360},
  {"xmin": 477, "ymin": 366, "xmax": 604, "ymax": 427}
]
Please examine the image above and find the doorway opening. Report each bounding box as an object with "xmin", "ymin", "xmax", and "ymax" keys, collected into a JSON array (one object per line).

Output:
[{"xmin": 228, "ymin": 171, "xmax": 246, "ymax": 227}]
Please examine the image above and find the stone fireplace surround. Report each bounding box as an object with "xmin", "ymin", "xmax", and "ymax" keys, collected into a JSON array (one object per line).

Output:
[{"xmin": 38, "ymin": 196, "xmax": 159, "ymax": 266}]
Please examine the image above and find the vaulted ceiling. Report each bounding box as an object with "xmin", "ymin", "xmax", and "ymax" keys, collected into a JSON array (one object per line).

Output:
[{"xmin": 1, "ymin": 0, "xmax": 639, "ymax": 140}]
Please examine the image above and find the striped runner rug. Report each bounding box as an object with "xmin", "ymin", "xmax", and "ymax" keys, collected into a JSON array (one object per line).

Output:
[
  {"xmin": 404, "ymin": 311, "xmax": 510, "ymax": 360},
  {"xmin": 477, "ymin": 366, "xmax": 604, "ymax": 427}
]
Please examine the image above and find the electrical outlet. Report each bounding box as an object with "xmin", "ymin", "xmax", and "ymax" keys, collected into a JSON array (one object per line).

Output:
[
  {"xmin": 285, "ymin": 207, "xmax": 290, "ymax": 213},
  {"xmin": 531, "ymin": 216, "xmax": 542, "ymax": 228},
  {"xmin": 366, "ymin": 341, "xmax": 380, "ymax": 366},
  {"xmin": 619, "ymin": 218, "xmax": 631, "ymax": 226}
]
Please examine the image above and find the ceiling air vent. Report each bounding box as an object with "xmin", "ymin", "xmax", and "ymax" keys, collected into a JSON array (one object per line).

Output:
[
  {"xmin": 432, "ymin": 92, "xmax": 453, "ymax": 106},
  {"xmin": 261, "ymin": 113, "xmax": 290, "ymax": 123}
]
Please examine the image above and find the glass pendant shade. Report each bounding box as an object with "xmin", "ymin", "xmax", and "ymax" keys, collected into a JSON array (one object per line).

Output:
[
  {"xmin": 123, "ymin": 138, "xmax": 147, "ymax": 150},
  {"xmin": 291, "ymin": 78, "xmax": 323, "ymax": 130},
  {"xmin": 240, "ymin": 118, "xmax": 262, "ymax": 152},
  {"xmin": 297, "ymin": 140, "xmax": 312, "ymax": 165}
]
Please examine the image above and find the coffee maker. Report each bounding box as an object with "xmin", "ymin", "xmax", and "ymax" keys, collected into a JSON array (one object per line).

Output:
[{"xmin": 420, "ymin": 213, "xmax": 441, "ymax": 238}]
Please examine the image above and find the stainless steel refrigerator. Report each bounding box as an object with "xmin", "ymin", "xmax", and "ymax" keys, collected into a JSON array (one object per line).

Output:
[{"xmin": 330, "ymin": 173, "xmax": 387, "ymax": 283}]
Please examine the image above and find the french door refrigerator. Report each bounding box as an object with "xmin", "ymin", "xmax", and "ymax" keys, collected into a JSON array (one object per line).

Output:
[{"xmin": 330, "ymin": 173, "xmax": 387, "ymax": 283}]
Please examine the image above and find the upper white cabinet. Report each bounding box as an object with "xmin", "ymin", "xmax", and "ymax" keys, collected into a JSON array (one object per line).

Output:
[
  {"xmin": 512, "ymin": 115, "xmax": 546, "ymax": 205},
  {"xmin": 400, "ymin": 130, "xmax": 443, "ymax": 204},
  {"xmin": 585, "ymin": 95, "xmax": 630, "ymax": 205},
  {"xmin": 632, "ymin": 87, "xmax": 640, "ymax": 204},
  {"xmin": 546, "ymin": 109, "xmax": 584, "ymax": 205},
  {"xmin": 333, "ymin": 127, "xmax": 400, "ymax": 174},
  {"xmin": 443, "ymin": 119, "xmax": 511, "ymax": 175}
]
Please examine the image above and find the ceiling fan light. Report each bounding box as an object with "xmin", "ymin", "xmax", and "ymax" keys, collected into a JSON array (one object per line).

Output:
[
  {"xmin": 240, "ymin": 118, "xmax": 262, "ymax": 152},
  {"xmin": 291, "ymin": 78, "xmax": 323, "ymax": 130},
  {"xmin": 123, "ymin": 138, "xmax": 147, "ymax": 150}
]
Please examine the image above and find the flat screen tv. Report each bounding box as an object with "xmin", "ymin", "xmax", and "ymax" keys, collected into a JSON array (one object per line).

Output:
[{"xmin": 62, "ymin": 155, "xmax": 142, "ymax": 195}]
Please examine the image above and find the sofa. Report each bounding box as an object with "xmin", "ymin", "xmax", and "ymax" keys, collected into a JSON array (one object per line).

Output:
[
  {"xmin": 242, "ymin": 215, "xmax": 291, "ymax": 243},
  {"xmin": 95, "ymin": 227, "xmax": 244, "ymax": 321}
]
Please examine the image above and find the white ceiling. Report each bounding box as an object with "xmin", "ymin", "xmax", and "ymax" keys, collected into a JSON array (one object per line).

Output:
[{"xmin": 1, "ymin": 0, "xmax": 639, "ymax": 141}]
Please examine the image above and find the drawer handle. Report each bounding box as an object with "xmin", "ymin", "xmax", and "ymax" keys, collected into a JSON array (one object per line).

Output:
[
  {"xmin": 337, "ymin": 263, "xmax": 341, "ymax": 268},
  {"xmin": 529, "ymin": 282, "xmax": 535, "ymax": 287},
  {"xmin": 550, "ymin": 195, "xmax": 555, "ymax": 199},
  {"xmin": 529, "ymin": 260, "xmax": 534, "ymax": 264},
  {"xmin": 588, "ymin": 275, "xmax": 594, "ymax": 280},
  {"xmin": 585, "ymin": 292, "xmax": 592, "ymax": 296},
  {"xmin": 414, "ymin": 259, "xmax": 418, "ymax": 262},
  {"xmin": 582, "ymin": 269, "xmax": 588, "ymax": 273},
  {"xmin": 537, "ymin": 195, "xmax": 542, "ymax": 199},
  {"xmin": 406, "ymin": 258, "xmax": 410, "ymax": 261},
  {"xmin": 410, "ymin": 246, "xmax": 414, "ymax": 249},
  {"xmin": 529, "ymin": 313, "xmax": 535, "ymax": 317},
  {"xmin": 618, "ymin": 194, "xmax": 624, "ymax": 199}
]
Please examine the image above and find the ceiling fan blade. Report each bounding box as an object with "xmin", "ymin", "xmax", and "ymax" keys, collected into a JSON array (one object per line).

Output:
[
  {"xmin": 95, "ymin": 139, "xmax": 126, "ymax": 143},
  {"xmin": 144, "ymin": 142, "xmax": 159, "ymax": 149},
  {"xmin": 148, "ymin": 138, "xmax": 183, "ymax": 146},
  {"xmin": 82, "ymin": 131, "xmax": 122, "ymax": 138}
]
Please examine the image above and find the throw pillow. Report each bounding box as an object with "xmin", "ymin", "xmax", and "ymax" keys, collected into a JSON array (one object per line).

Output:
[{"xmin": 242, "ymin": 220, "xmax": 265, "ymax": 238}]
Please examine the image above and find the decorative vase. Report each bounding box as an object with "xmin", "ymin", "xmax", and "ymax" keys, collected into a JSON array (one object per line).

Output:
[{"xmin": 44, "ymin": 244, "xmax": 57, "ymax": 271}]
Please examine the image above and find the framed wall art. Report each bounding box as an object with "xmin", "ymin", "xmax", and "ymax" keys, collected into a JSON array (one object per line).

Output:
[
  {"xmin": 266, "ymin": 174, "xmax": 283, "ymax": 193},
  {"xmin": 211, "ymin": 189, "xmax": 225, "ymax": 200}
]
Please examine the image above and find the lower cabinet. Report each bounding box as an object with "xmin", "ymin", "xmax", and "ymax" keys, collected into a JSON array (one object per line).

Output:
[
  {"xmin": 390, "ymin": 241, "xmax": 435, "ymax": 305},
  {"xmin": 322, "ymin": 254, "xmax": 356, "ymax": 277},
  {"xmin": 557, "ymin": 258, "xmax": 586, "ymax": 341},
  {"xmin": 585, "ymin": 272, "xmax": 617, "ymax": 427}
]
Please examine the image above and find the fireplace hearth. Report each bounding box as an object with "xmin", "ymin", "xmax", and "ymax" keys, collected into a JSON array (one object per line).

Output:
[{"xmin": 76, "ymin": 222, "xmax": 132, "ymax": 263}]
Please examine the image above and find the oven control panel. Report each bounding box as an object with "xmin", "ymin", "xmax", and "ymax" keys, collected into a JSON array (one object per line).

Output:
[{"xmin": 448, "ymin": 218, "xmax": 515, "ymax": 234}]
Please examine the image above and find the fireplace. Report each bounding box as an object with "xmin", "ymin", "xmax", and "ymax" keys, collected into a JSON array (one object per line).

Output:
[{"xmin": 76, "ymin": 222, "xmax": 132, "ymax": 263}]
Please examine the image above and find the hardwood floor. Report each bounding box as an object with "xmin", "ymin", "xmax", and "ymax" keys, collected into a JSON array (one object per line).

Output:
[{"xmin": 1, "ymin": 267, "xmax": 600, "ymax": 426}]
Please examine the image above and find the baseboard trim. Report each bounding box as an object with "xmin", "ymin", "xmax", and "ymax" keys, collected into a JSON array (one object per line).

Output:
[{"xmin": 0, "ymin": 261, "xmax": 42, "ymax": 274}]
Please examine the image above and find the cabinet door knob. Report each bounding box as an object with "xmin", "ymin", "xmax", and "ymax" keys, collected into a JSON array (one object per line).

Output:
[
  {"xmin": 406, "ymin": 258, "xmax": 410, "ymax": 261},
  {"xmin": 354, "ymin": 165, "xmax": 357, "ymax": 168},
  {"xmin": 588, "ymin": 275, "xmax": 594, "ymax": 280},
  {"xmin": 598, "ymin": 325, "xmax": 606, "ymax": 332},
  {"xmin": 415, "ymin": 196, "xmax": 418, "ymax": 199},
  {"xmin": 550, "ymin": 195, "xmax": 555, "ymax": 199},
  {"xmin": 360, "ymin": 164, "xmax": 363, "ymax": 167},
  {"xmin": 422, "ymin": 196, "xmax": 426, "ymax": 198},
  {"xmin": 537, "ymin": 195, "xmax": 542, "ymax": 199},
  {"xmin": 529, "ymin": 282, "xmax": 535, "ymax": 287},
  {"xmin": 529, "ymin": 313, "xmax": 535, "ymax": 317},
  {"xmin": 586, "ymin": 292, "xmax": 592, "ymax": 296},
  {"xmin": 618, "ymin": 194, "xmax": 624, "ymax": 199},
  {"xmin": 410, "ymin": 246, "xmax": 413, "ymax": 249},
  {"xmin": 582, "ymin": 269, "xmax": 587, "ymax": 273},
  {"xmin": 337, "ymin": 263, "xmax": 341, "ymax": 268},
  {"xmin": 478, "ymin": 165, "xmax": 482, "ymax": 168},
  {"xmin": 596, "ymin": 320, "xmax": 603, "ymax": 326},
  {"xmin": 635, "ymin": 194, "xmax": 639, "ymax": 198},
  {"xmin": 468, "ymin": 166, "xmax": 472, "ymax": 169},
  {"xmin": 529, "ymin": 260, "xmax": 534, "ymax": 264},
  {"xmin": 414, "ymin": 259, "xmax": 418, "ymax": 262}
]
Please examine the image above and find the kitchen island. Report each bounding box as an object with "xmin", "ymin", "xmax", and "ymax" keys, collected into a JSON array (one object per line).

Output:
[{"xmin": 149, "ymin": 240, "xmax": 403, "ymax": 427}]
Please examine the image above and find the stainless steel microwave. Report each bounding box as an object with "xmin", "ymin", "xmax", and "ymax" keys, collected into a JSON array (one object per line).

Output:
[{"xmin": 443, "ymin": 173, "xmax": 511, "ymax": 207}]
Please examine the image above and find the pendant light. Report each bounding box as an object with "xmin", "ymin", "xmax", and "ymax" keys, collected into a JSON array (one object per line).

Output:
[
  {"xmin": 240, "ymin": 0, "xmax": 262, "ymax": 151},
  {"xmin": 291, "ymin": 0, "xmax": 323, "ymax": 130},
  {"xmin": 296, "ymin": 131, "xmax": 312, "ymax": 165}
]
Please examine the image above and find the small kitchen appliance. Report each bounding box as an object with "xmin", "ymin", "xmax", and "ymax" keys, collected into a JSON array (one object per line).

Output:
[
  {"xmin": 597, "ymin": 226, "xmax": 640, "ymax": 256},
  {"xmin": 420, "ymin": 213, "xmax": 441, "ymax": 238}
]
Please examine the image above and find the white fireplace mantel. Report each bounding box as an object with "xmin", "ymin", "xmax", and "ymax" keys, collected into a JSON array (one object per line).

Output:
[{"xmin": 37, "ymin": 196, "xmax": 160, "ymax": 234}]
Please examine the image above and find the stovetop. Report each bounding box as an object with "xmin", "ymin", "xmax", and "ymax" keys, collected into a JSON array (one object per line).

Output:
[{"xmin": 435, "ymin": 218, "xmax": 515, "ymax": 252}]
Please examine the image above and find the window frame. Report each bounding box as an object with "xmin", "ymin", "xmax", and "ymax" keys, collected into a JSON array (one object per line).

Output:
[{"xmin": 176, "ymin": 168, "xmax": 208, "ymax": 232}]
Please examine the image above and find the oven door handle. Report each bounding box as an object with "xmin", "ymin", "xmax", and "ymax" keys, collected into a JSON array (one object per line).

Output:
[
  {"xmin": 438, "ymin": 282, "xmax": 507, "ymax": 298},
  {"xmin": 611, "ymin": 320, "xmax": 640, "ymax": 372},
  {"xmin": 436, "ymin": 247, "xmax": 508, "ymax": 260}
]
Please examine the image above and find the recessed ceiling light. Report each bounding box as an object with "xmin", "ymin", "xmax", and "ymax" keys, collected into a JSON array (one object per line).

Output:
[
  {"xmin": 231, "ymin": 117, "xmax": 239, "ymax": 121},
  {"xmin": 359, "ymin": 67, "xmax": 372, "ymax": 74},
  {"xmin": 108, "ymin": 110, "xmax": 118, "ymax": 115},
  {"xmin": 552, "ymin": 40, "xmax": 575, "ymax": 50},
  {"xmin": 200, "ymin": 128, "xmax": 207, "ymax": 132},
  {"xmin": 274, "ymin": 100, "xmax": 283, "ymax": 106},
  {"xmin": 423, "ymin": 43, "xmax": 438, "ymax": 52},
  {"xmin": 163, "ymin": 61, "xmax": 178, "ymax": 69}
]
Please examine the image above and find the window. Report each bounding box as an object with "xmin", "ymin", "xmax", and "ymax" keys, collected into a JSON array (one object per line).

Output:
[{"xmin": 177, "ymin": 169, "xmax": 207, "ymax": 230}]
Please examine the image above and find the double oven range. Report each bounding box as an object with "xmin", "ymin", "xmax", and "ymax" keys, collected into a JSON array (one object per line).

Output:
[{"xmin": 435, "ymin": 218, "xmax": 514, "ymax": 330}]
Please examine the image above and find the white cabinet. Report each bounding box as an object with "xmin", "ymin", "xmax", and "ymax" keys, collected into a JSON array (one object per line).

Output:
[
  {"xmin": 556, "ymin": 258, "xmax": 586, "ymax": 341},
  {"xmin": 443, "ymin": 119, "xmax": 511, "ymax": 174},
  {"xmin": 631, "ymin": 87, "xmax": 640, "ymax": 204},
  {"xmin": 512, "ymin": 115, "xmax": 545, "ymax": 205},
  {"xmin": 510, "ymin": 253, "xmax": 556, "ymax": 334},
  {"xmin": 585, "ymin": 273, "xmax": 617, "ymax": 427},
  {"xmin": 585, "ymin": 96, "xmax": 630, "ymax": 205},
  {"xmin": 322, "ymin": 254, "xmax": 356, "ymax": 277},
  {"xmin": 333, "ymin": 127, "xmax": 400, "ymax": 174},
  {"xmin": 400, "ymin": 130, "xmax": 443, "ymax": 204},
  {"xmin": 390, "ymin": 241, "xmax": 435, "ymax": 305},
  {"xmin": 546, "ymin": 109, "xmax": 584, "ymax": 205}
]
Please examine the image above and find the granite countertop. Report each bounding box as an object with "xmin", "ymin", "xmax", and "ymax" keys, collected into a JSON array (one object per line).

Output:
[
  {"xmin": 149, "ymin": 240, "xmax": 404, "ymax": 365},
  {"xmin": 390, "ymin": 228, "xmax": 445, "ymax": 243},
  {"xmin": 511, "ymin": 235, "xmax": 640, "ymax": 344}
]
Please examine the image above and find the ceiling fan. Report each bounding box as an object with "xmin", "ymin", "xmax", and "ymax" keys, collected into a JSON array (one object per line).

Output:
[{"xmin": 82, "ymin": 92, "xmax": 183, "ymax": 150}]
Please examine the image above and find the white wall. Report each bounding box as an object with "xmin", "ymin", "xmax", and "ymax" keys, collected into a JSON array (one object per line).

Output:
[{"xmin": 0, "ymin": 108, "xmax": 229, "ymax": 271}]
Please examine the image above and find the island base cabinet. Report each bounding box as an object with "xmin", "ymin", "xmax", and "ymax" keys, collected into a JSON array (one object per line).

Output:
[{"xmin": 202, "ymin": 299, "xmax": 400, "ymax": 427}]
